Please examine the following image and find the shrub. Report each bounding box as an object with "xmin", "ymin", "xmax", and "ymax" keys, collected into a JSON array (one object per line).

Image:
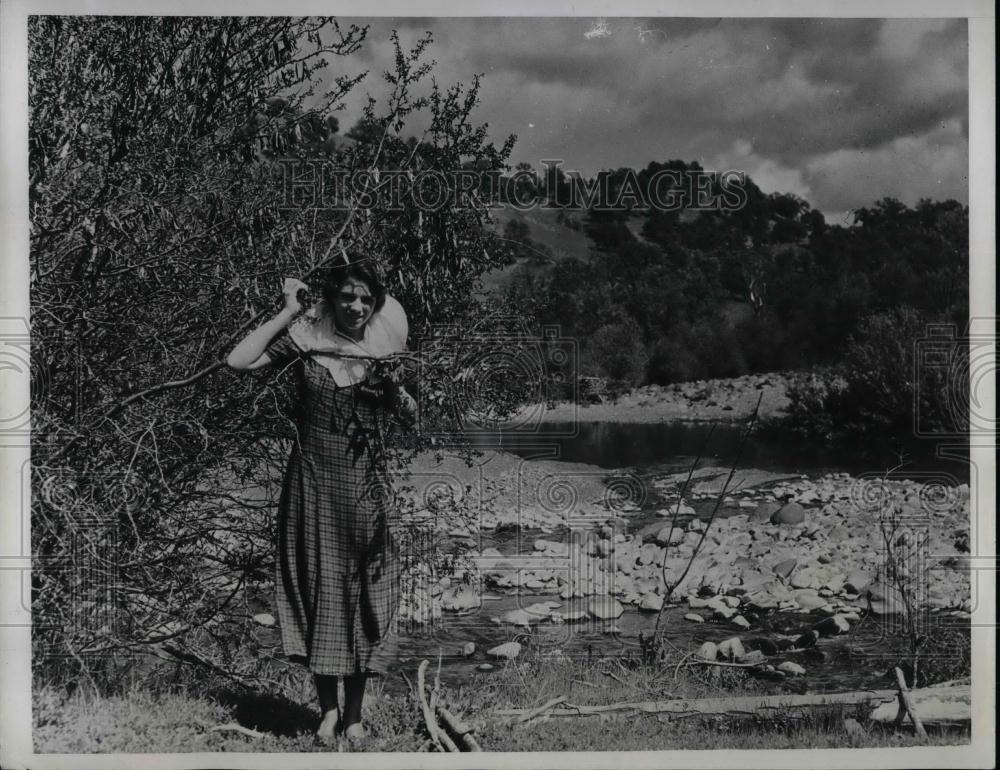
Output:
[
  {"xmin": 582, "ymin": 317, "xmax": 649, "ymax": 387},
  {"xmin": 785, "ymin": 306, "xmax": 964, "ymax": 440},
  {"xmin": 647, "ymin": 331, "xmax": 707, "ymax": 384}
]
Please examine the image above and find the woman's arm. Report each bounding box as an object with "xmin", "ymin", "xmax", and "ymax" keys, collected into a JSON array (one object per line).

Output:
[{"xmin": 226, "ymin": 278, "xmax": 306, "ymax": 371}]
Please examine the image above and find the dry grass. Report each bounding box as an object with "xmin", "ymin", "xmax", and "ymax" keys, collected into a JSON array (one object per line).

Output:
[{"xmin": 33, "ymin": 647, "xmax": 969, "ymax": 753}]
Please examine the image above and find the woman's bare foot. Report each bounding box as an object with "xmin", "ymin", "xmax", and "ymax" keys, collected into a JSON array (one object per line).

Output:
[
  {"xmin": 343, "ymin": 722, "xmax": 366, "ymax": 745},
  {"xmin": 316, "ymin": 709, "xmax": 340, "ymax": 745}
]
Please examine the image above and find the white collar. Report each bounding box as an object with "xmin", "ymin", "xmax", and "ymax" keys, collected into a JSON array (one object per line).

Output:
[{"xmin": 288, "ymin": 295, "xmax": 408, "ymax": 386}]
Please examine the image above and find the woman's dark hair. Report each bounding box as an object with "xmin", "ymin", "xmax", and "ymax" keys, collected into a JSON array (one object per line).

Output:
[{"xmin": 320, "ymin": 263, "xmax": 387, "ymax": 313}]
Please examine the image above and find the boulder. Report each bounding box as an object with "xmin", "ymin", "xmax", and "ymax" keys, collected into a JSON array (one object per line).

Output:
[
  {"xmin": 752, "ymin": 502, "xmax": 781, "ymax": 523},
  {"xmin": 638, "ymin": 543, "xmax": 665, "ymax": 566},
  {"xmin": 790, "ymin": 569, "xmax": 817, "ymax": 589},
  {"xmin": 638, "ymin": 521, "xmax": 666, "ymax": 543},
  {"xmin": 778, "ymin": 661, "xmax": 806, "ymax": 676},
  {"xmin": 655, "ymin": 526, "xmax": 686, "ymax": 547},
  {"xmin": 828, "ymin": 524, "xmax": 850, "ymax": 542},
  {"xmin": 737, "ymin": 572, "xmax": 770, "ymax": 595},
  {"xmin": 479, "ymin": 547, "xmax": 503, "ymax": 559},
  {"xmin": 698, "ymin": 641, "xmax": 718, "ymax": 661},
  {"xmin": 738, "ymin": 649, "xmax": 765, "ymax": 665},
  {"xmin": 684, "ymin": 612, "xmax": 705, "ymax": 623},
  {"xmin": 747, "ymin": 637, "xmax": 779, "ymax": 656},
  {"xmin": 487, "ymin": 641, "xmax": 522, "ymax": 660},
  {"xmin": 771, "ymin": 502, "xmax": 806, "ymax": 526},
  {"xmin": 732, "ymin": 615, "xmax": 752, "ymax": 630},
  {"xmin": 500, "ymin": 609, "xmax": 534, "ymax": 628},
  {"xmin": 639, "ymin": 593, "xmax": 664, "ymax": 612},
  {"xmin": 524, "ymin": 601, "xmax": 561, "ymax": 617},
  {"xmin": 794, "ymin": 590, "xmax": 827, "ymax": 610},
  {"xmin": 588, "ymin": 596, "xmax": 624, "ymax": 620},
  {"xmin": 813, "ymin": 614, "xmax": 851, "ymax": 637},
  {"xmin": 772, "ymin": 558, "xmax": 797, "ymax": 579},
  {"xmin": 713, "ymin": 605, "xmax": 737, "ymax": 621},
  {"xmin": 253, "ymin": 613, "xmax": 276, "ymax": 627},
  {"xmin": 844, "ymin": 571, "xmax": 872, "ymax": 595},
  {"xmin": 441, "ymin": 585, "xmax": 482, "ymax": 612},
  {"xmin": 795, "ymin": 629, "xmax": 820, "ymax": 648},
  {"xmin": 462, "ymin": 642, "xmax": 476, "ymax": 656},
  {"xmin": 867, "ymin": 581, "xmax": 907, "ymax": 615},
  {"xmin": 717, "ymin": 637, "xmax": 746, "ymax": 661}
]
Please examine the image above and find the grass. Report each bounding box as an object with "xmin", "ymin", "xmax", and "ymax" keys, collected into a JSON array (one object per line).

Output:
[{"xmin": 32, "ymin": 647, "xmax": 970, "ymax": 753}]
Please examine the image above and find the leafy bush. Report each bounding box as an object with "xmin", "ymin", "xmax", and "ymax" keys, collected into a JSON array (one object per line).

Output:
[
  {"xmin": 647, "ymin": 331, "xmax": 708, "ymax": 384},
  {"xmin": 29, "ymin": 16, "xmax": 519, "ymax": 691},
  {"xmin": 785, "ymin": 306, "xmax": 964, "ymax": 440},
  {"xmin": 581, "ymin": 317, "xmax": 649, "ymax": 387}
]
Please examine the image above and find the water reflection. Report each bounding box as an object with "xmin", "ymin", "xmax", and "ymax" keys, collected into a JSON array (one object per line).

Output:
[{"xmin": 469, "ymin": 420, "xmax": 969, "ymax": 480}]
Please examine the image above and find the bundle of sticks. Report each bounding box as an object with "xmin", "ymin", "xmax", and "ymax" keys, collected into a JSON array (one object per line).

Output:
[{"xmin": 414, "ymin": 658, "xmax": 482, "ymax": 752}]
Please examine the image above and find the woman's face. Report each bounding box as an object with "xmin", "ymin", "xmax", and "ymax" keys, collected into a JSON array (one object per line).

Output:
[{"xmin": 332, "ymin": 278, "xmax": 376, "ymax": 339}]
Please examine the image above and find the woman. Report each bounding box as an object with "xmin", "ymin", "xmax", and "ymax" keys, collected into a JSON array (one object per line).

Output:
[{"xmin": 227, "ymin": 265, "xmax": 414, "ymax": 745}]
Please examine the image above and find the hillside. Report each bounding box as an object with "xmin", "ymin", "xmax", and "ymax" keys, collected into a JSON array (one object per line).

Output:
[{"xmin": 479, "ymin": 205, "xmax": 598, "ymax": 294}]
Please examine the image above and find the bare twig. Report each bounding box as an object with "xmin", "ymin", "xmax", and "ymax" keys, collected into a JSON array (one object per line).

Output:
[
  {"xmin": 894, "ymin": 666, "xmax": 928, "ymax": 739},
  {"xmin": 416, "ymin": 659, "xmax": 447, "ymax": 752},
  {"xmin": 517, "ymin": 695, "xmax": 567, "ymax": 724}
]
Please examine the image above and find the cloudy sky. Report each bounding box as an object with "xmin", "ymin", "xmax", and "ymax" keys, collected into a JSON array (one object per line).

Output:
[{"xmin": 330, "ymin": 17, "xmax": 968, "ymax": 223}]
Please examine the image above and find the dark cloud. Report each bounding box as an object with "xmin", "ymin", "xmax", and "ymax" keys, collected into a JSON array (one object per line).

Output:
[{"xmin": 325, "ymin": 17, "xmax": 968, "ymax": 216}]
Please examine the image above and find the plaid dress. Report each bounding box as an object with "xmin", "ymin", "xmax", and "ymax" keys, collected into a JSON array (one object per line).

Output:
[{"xmin": 265, "ymin": 330, "xmax": 400, "ymax": 676}]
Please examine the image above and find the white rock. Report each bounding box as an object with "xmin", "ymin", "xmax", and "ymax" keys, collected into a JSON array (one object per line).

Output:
[
  {"xmin": 252, "ymin": 613, "xmax": 276, "ymax": 627},
  {"xmin": 684, "ymin": 612, "xmax": 705, "ymax": 623},
  {"xmin": 441, "ymin": 586, "xmax": 482, "ymax": 612},
  {"xmin": 698, "ymin": 641, "xmax": 718, "ymax": 660},
  {"xmin": 778, "ymin": 661, "xmax": 806, "ymax": 676},
  {"xmin": 717, "ymin": 637, "xmax": 746, "ymax": 661},
  {"xmin": 588, "ymin": 596, "xmax": 625, "ymax": 620},
  {"xmin": 500, "ymin": 609, "xmax": 534, "ymax": 628},
  {"xmin": 732, "ymin": 615, "xmax": 752, "ymax": 630},
  {"xmin": 524, "ymin": 601, "xmax": 561, "ymax": 618},
  {"xmin": 655, "ymin": 526, "xmax": 686, "ymax": 546},
  {"xmin": 487, "ymin": 641, "xmax": 522, "ymax": 660}
]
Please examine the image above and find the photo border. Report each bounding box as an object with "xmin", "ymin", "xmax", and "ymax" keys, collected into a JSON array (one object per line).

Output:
[{"xmin": 1, "ymin": 2, "xmax": 994, "ymax": 768}]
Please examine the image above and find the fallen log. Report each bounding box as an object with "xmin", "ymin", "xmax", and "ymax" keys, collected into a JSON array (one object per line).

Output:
[
  {"xmin": 490, "ymin": 690, "xmax": 901, "ymax": 720},
  {"xmin": 487, "ymin": 683, "xmax": 971, "ymax": 726},
  {"xmin": 870, "ymin": 681, "xmax": 970, "ymax": 728}
]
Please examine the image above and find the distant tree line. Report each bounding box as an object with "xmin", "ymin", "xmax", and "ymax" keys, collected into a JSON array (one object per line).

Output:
[{"xmin": 504, "ymin": 161, "xmax": 969, "ymax": 438}]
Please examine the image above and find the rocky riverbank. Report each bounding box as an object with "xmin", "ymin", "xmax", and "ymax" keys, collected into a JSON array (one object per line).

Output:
[
  {"xmin": 519, "ymin": 372, "xmax": 799, "ymax": 424},
  {"xmin": 397, "ymin": 451, "xmax": 972, "ymax": 678}
]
